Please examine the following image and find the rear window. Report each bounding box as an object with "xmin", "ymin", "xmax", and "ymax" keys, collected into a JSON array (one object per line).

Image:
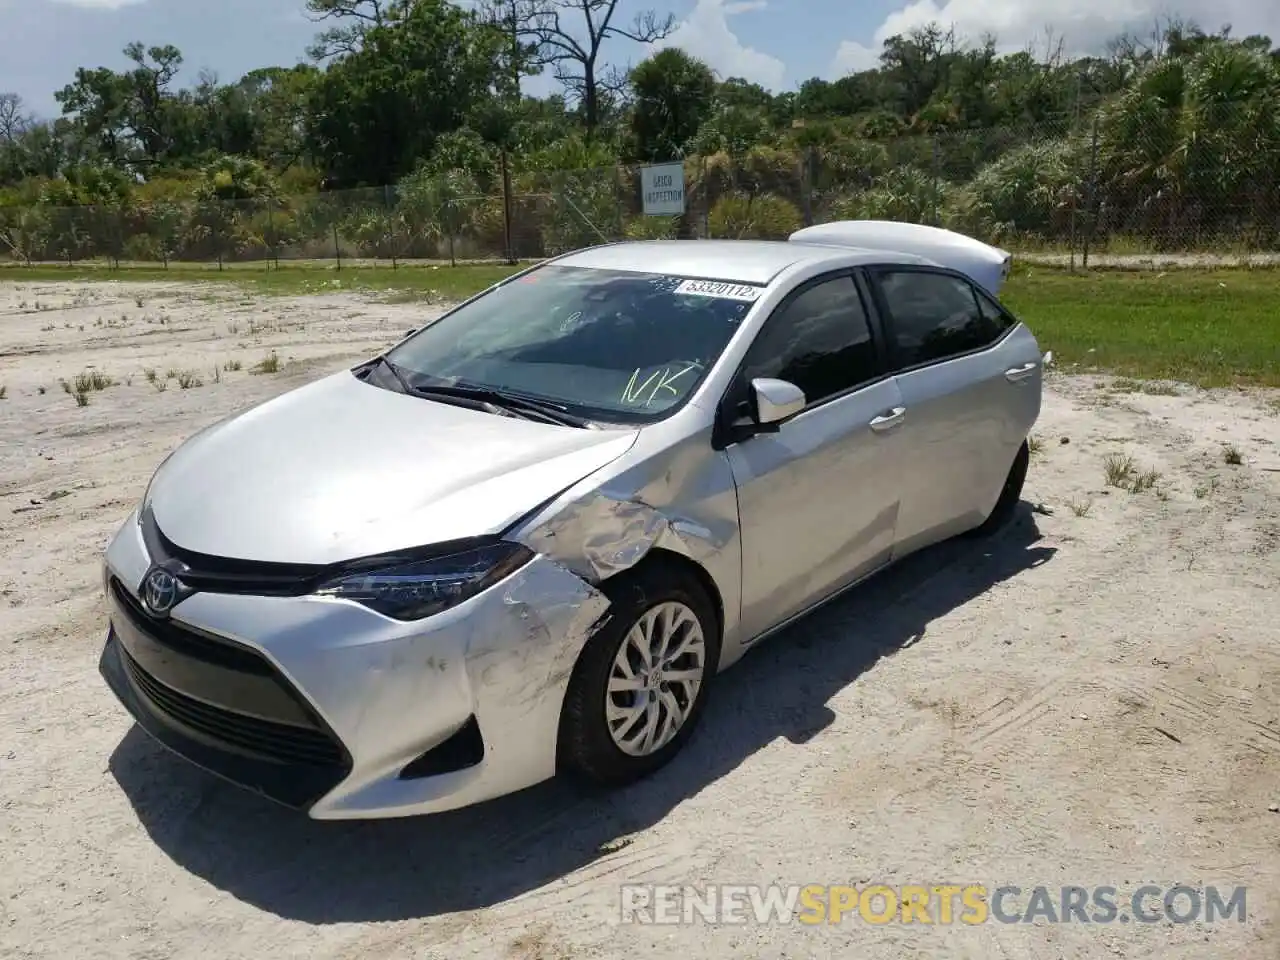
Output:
[{"xmin": 386, "ymin": 265, "xmax": 763, "ymax": 423}]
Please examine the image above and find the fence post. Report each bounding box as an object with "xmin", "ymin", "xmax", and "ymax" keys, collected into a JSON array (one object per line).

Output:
[
  {"xmin": 385, "ymin": 185, "xmax": 397, "ymax": 270},
  {"xmin": 701, "ymin": 155, "xmax": 711, "ymax": 239},
  {"xmin": 1067, "ymin": 71, "xmax": 1084, "ymax": 271},
  {"xmin": 447, "ymin": 199, "xmax": 457, "ymax": 267},
  {"xmin": 800, "ymin": 147, "xmax": 814, "ymax": 228},
  {"xmin": 501, "ymin": 149, "xmax": 515, "ymax": 265},
  {"xmin": 265, "ymin": 197, "xmax": 276, "ymax": 271},
  {"xmin": 931, "ymin": 135, "xmax": 941, "ymax": 227},
  {"xmin": 1067, "ymin": 145, "xmax": 1079, "ymax": 273},
  {"xmin": 333, "ymin": 220, "xmax": 342, "ymax": 271},
  {"xmin": 1082, "ymin": 113, "xmax": 1100, "ymax": 269}
]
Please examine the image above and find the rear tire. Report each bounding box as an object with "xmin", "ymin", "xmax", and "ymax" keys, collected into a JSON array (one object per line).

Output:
[
  {"xmin": 558, "ymin": 561, "xmax": 720, "ymax": 787},
  {"xmin": 967, "ymin": 439, "xmax": 1030, "ymax": 537}
]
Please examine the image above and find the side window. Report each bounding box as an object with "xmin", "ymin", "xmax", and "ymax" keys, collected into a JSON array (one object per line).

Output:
[
  {"xmin": 877, "ymin": 270, "xmax": 1006, "ymax": 369},
  {"xmin": 974, "ymin": 287, "xmax": 1016, "ymax": 336},
  {"xmin": 740, "ymin": 276, "xmax": 879, "ymax": 407}
]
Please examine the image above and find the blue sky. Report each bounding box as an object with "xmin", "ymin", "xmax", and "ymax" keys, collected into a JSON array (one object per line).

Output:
[{"xmin": 6, "ymin": 0, "xmax": 1280, "ymax": 120}]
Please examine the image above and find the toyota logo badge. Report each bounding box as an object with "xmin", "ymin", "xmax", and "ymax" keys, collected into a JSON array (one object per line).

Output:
[{"xmin": 142, "ymin": 567, "xmax": 182, "ymax": 617}]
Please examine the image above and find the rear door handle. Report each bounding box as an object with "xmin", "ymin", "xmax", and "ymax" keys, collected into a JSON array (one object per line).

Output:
[
  {"xmin": 1004, "ymin": 362, "xmax": 1038, "ymax": 383},
  {"xmin": 869, "ymin": 407, "xmax": 907, "ymax": 432}
]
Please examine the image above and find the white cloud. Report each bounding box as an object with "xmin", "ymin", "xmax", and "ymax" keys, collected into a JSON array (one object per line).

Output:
[
  {"xmin": 659, "ymin": 0, "xmax": 786, "ymax": 88},
  {"xmin": 826, "ymin": 0, "xmax": 1280, "ymax": 79}
]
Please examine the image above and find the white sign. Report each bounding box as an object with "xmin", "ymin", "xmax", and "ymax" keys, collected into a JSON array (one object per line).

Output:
[
  {"xmin": 640, "ymin": 162, "xmax": 686, "ymax": 216},
  {"xmin": 674, "ymin": 279, "xmax": 762, "ymax": 302}
]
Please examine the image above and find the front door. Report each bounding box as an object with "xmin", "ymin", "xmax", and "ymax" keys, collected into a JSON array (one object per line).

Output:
[{"xmin": 723, "ymin": 273, "xmax": 907, "ymax": 641}]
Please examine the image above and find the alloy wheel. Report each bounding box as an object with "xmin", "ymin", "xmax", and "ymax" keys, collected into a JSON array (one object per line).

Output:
[{"xmin": 604, "ymin": 601, "xmax": 707, "ymax": 757}]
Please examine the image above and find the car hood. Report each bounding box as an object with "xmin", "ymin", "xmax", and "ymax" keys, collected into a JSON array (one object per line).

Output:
[{"xmin": 146, "ymin": 371, "xmax": 639, "ymax": 564}]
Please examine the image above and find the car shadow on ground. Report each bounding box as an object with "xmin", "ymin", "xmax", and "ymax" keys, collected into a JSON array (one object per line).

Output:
[{"xmin": 108, "ymin": 505, "xmax": 1055, "ymax": 924}]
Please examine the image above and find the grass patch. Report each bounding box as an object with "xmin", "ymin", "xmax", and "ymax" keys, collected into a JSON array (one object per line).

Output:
[
  {"xmin": 1194, "ymin": 477, "xmax": 1220, "ymax": 499},
  {"xmin": 72, "ymin": 370, "xmax": 112, "ymax": 392},
  {"xmin": 252, "ymin": 351, "xmax": 281, "ymax": 374},
  {"xmin": 1103, "ymin": 453, "xmax": 1136, "ymax": 487},
  {"xmin": 1002, "ymin": 267, "xmax": 1280, "ymax": 387},
  {"xmin": 1067, "ymin": 496, "xmax": 1093, "ymax": 517},
  {"xmin": 1129, "ymin": 467, "xmax": 1161, "ymax": 494}
]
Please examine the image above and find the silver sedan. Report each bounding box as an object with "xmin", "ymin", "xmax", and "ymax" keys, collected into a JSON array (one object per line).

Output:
[{"xmin": 98, "ymin": 222, "xmax": 1044, "ymax": 819}]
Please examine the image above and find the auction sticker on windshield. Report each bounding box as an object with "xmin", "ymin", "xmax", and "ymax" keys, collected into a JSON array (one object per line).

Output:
[{"xmin": 674, "ymin": 279, "xmax": 763, "ymax": 302}]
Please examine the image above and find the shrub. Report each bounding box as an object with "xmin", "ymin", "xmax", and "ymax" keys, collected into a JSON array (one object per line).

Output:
[{"xmin": 708, "ymin": 192, "xmax": 803, "ymax": 240}]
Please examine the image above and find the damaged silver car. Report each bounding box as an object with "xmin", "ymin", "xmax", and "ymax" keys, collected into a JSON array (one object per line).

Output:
[{"xmin": 98, "ymin": 222, "xmax": 1044, "ymax": 819}]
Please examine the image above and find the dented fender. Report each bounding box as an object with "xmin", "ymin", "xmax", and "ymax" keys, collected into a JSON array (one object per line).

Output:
[{"xmin": 506, "ymin": 430, "xmax": 746, "ymax": 666}]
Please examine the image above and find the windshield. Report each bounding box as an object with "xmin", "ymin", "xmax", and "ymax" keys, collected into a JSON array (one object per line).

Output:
[{"xmin": 384, "ymin": 265, "xmax": 762, "ymax": 424}]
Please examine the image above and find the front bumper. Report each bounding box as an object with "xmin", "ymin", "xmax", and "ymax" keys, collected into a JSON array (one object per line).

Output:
[{"xmin": 100, "ymin": 510, "xmax": 610, "ymax": 819}]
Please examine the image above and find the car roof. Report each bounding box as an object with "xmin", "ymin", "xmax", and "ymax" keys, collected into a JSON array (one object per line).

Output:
[{"xmin": 553, "ymin": 239, "xmax": 934, "ymax": 286}]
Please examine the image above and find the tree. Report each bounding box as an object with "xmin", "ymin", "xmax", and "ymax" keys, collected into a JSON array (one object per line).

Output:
[
  {"xmin": 122, "ymin": 43, "xmax": 184, "ymax": 164},
  {"xmin": 629, "ymin": 48, "xmax": 715, "ymax": 161},
  {"xmin": 476, "ymin": 0, "xmax": 546, "ymax": 100},
  {"xmin": 878, "ymin": 24, "xmax": 960, "ymax": 118},
  {"xmin": 0, "ymin": 94, "xmax": 30, "ymax": 143},
  {"xmin": 519, "ymin": 0, "xmax": 677, "ymax": 131},
  {"xmin": 305, "ymin": 0, "xmax": 395, "ymax": 60},
  {"xmin": 55, "ymin": 67, "xmax": 132, "ymax": 165},
  {"xmin": 306, "ymin": 0, "xmax": 505, "ymax": 186}
]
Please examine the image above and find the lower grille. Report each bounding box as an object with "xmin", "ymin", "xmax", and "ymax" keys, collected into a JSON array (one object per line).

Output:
[
  {"xmin": 121, "ymin": 647, "xmax": 343, "ymax": 767},
  {"xmin": 109, "ymin": 578, "xmax": 270, "ymax": 675}
]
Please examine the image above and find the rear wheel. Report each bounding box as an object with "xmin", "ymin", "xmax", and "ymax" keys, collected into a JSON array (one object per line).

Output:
[
  {"xmin": 967, "ymin": 439, "xmax": 1030, "ymax": 537},
  {"xmin": 558, "ymin": 561, "xmax": 719, "ymax": 786}
]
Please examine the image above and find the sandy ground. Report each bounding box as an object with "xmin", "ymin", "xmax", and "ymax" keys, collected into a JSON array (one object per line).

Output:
[{"xmin": 1, "ymin": 280, "xmax": 1278, "ymax": 960}]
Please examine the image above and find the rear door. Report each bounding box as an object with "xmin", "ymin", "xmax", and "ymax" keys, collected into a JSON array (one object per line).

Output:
[
  {"xmin": 720, "ymin": 272, "xmax": 907, "ymax": 641},
  {"xmin": 865, "ymin": 266, "xmax": 1042, "ymax": 557}
]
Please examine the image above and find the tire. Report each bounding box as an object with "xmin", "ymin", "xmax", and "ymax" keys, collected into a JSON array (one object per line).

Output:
[
  {"xmin": 967, "ymin": 439, "xmax": 1030, "ymax": 537},
  {"xmin": 558, "ymin": 560, "xmax": 720, "ymax": 787}
]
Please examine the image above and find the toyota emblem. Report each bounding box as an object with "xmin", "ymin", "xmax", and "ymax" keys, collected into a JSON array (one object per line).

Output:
[{"xmin": 142, "ymin": 567, "xmax": 182, "ymax": 617}]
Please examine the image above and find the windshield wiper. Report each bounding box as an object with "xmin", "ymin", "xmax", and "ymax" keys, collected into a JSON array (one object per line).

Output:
[{"xmin": 408, "ymin": 381, "xmax": 595, "ymax": 429}]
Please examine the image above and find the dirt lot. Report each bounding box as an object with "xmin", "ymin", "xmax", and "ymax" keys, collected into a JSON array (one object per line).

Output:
[{"xmin": 1, "ymin": 280, "xmax": 1278, "ymax": 960}]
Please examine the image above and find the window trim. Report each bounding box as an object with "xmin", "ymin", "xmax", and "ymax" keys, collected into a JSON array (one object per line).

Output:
[
  {"xmin": 712, "ymin": 269, "xmax": 892, "ymax": 448},
  {"xmin": 863, "ymin": 264, "xmax": 1021, "ymax": 376}
]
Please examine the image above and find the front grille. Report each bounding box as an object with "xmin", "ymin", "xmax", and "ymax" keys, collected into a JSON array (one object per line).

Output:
[
  {"xmin": 121, "ymin": 648, "xmax": 344, "ymax": 767},
  {"xmin": 139, "ymin": 505, "xmax": 326, "ymax": 596},
  {"xmin": 109, "ymin": 578, "xmax": 270, "ymax": 675}
]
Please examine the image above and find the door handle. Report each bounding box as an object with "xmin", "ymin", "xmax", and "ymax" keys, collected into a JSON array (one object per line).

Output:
[
  {"xmin": 1004, "ymin": 361, "xmax": 1038, "ymax": 382},
  {"xmin": 869, "ymin": 407, "xmax": 907, "ymax": 432}
]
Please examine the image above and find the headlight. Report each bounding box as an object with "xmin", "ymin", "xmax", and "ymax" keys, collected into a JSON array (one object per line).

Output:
[{"xmin": 314, "ymin": 541, "xmax": 533, "ymax": 621}]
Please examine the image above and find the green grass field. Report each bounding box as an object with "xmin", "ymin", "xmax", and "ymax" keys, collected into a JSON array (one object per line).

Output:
[
  {"xmin": 3, "ymin": 260, "xmax": 1277, "ymax": 387},
  {"xmin": 1003, "ymin": 266, "xmax": 1279, "ymax": 388}
]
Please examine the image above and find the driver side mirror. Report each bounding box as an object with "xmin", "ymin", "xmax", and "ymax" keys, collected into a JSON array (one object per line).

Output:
[{"xmin": 751, "ymin": 377, "xmax": 806, "ymax": 426}]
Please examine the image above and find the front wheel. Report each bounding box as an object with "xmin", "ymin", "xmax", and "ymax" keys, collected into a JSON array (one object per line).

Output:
[
  {"xmin": 966, "ymin": 439, "xmax": 1030, "ymax": 537},
  {"xmin": 558, "ymin": 561, "xmax": 720, "ymax": 786}
]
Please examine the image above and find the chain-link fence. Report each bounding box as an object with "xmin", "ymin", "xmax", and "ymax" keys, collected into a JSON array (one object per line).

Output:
[{"xmin": 4, "ymin": 108, "xmax": 1279, "ymax": 269}]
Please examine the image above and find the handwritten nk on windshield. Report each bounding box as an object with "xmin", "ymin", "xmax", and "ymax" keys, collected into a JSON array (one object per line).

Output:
[{"xmin": 621, "ymin": 364, "xmax": 698, "ymax": 406}]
